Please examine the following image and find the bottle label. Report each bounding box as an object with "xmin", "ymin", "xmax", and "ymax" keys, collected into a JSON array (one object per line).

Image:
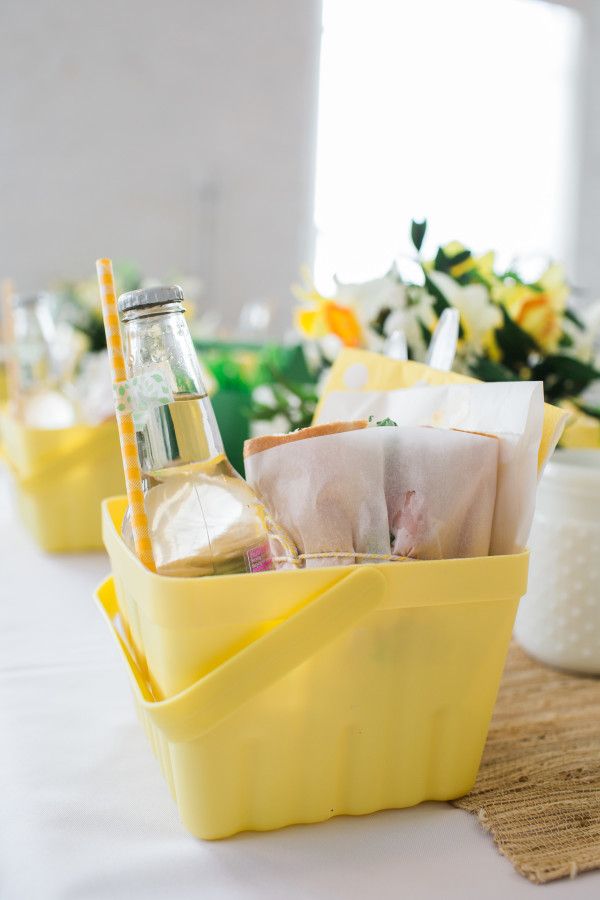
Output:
[
  {"xmin": 246, "ymin": 541, "xmax": 274, "ymax": 573},
  {"xmin": 113, "ymin": 364, "xmax": 173, "ymax": 429}
]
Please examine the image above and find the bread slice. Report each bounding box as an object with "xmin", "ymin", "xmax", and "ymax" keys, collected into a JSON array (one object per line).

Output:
[{"xmin": 244, "ymin": 420, "xmax": 369, "ymax": 459}]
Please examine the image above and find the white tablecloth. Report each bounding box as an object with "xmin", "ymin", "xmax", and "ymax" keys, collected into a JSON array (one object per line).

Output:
[{"xmin": 1, "ymin": 470, "xmax": 598, "ymax": 900}]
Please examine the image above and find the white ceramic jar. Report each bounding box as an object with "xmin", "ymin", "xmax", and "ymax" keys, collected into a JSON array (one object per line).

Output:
[{"xmin": 515, "ymin": 450, "xmax": 600, "ymax": 674}]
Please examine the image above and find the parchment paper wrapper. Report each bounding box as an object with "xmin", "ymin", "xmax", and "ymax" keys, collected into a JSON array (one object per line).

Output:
[
  {"xmin": 245, "ymin": 424, "xmax": 498, "ymax": 567},
  {"xmin": 314, "ymin": 350, "xmax": 568, "ymax": 477},
  {"xmin": 316, "ymin": 381, "xmax": 544, "ymax": 554}
]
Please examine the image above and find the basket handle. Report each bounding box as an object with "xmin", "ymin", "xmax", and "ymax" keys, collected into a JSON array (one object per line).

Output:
[
  {"xmin": 5, "ymin": 422, "xmax": 116, "ymax": 492},
  {"xmin": 95, "ymin": 566, "xmax": 386, "ymax": 743}
]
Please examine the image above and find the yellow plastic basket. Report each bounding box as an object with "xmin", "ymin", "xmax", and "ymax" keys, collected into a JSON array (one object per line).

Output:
[
  {"xmin": 95, "ymin": 496, "xmax": 529, "ymax": 840},
  {"xmin": 560, "ymin": 409, "xmax": 600, "ymax": 449},
  {"xmin": 0, "ymin": 410, "xmax": 125, "ymax": 551}
]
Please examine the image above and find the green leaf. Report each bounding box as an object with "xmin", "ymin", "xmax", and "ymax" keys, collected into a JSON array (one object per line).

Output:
[
  {"xmin": 530, "ymin": 354, "xmax": 600, "ymax": 403},
  {"xmin": 564, "ymin": 308, "xmax": 585, "ymax": 330},
  {"xmin": 494, "ymin": 307, "xmax": 539, "ymax": 368},
  {"xmin": 423, "ymin": 271, "xmax": 450, "ymax": 317},
  {"xmin": 370, "ymin": 307, "xmax": 392, "ymax": 337},
  {"xmin": 376, "ymin": 417, "xmax": 397, "ymax": 427},
  {"xmin": 84, "ymin": 317, "xmax": 108, "ymax": 353},
  {"xmin": 433, "ymin": 247, "xmax": 452, "ymax": 274},
  {"xmin": 456, "ymin": 268, "xmax": 493, "ymax": 288},
  {"xmin": 532, "ymin": 355, "xmax": 600, "ymax": 381},
  {"xmin": 410, "ymin": 219, "xmax": 427, "ymax": 253},
  {"xmin": 499, "ymin": 269, "xmax": 526, "ymax": 285},
  {"xmin": 447, "ymin": 249, "xmax": 471, "ymax": 268},
  {"xmin": 498, "ymin": 270, "xmax": 543, "ymax": 292},
  {"xmin": 250, "ymin": 405, "xmax": 285, "ymax": 422},
  {"xmin": 469, "ymin": 357, "xmax": 516, "ymax": 382},
  {"xmin": 558, "ymin": 332, "xmax": 574, "ymax": 348}
]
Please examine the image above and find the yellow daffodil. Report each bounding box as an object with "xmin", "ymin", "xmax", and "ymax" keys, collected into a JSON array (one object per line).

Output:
[
  {"xmin": 293, "ymin": 267, "xmax": 363, "ymax": 348},
  {"xmin": 499, "ymin": 263, "xmax": 569, "ymax": 352},
  {"xmin": 454, "ymin": 249, "xmax": 496, "ymax": 283},
  {"xmin": 425, "ymin": 243, "xmax": 497, "ymax": 285}
]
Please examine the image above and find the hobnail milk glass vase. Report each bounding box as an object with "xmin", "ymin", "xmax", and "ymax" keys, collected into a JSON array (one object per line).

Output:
[{"xmin": 515, "ymin": 450, "xmax": 600, "ymax": 674}]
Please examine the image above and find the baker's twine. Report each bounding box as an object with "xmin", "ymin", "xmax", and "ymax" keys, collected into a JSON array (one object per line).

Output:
[
  {"xmin": 271, "ymin": 550, "xmax": 410, "ymax": 566},
  {"xmin": 263, "ymin": 510, "xmax": 410, "ymax": 567}
]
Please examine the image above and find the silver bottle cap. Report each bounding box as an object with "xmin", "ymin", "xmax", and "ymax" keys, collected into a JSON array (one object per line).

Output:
[{"xmin": 118, "ymin": 284, "xmax": 184, "ymax": 315}]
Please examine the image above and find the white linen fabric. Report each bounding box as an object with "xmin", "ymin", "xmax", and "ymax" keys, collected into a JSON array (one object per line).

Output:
[{"xmin": 0, "ymin": 471, "xmax": 597, "ymax": 900}]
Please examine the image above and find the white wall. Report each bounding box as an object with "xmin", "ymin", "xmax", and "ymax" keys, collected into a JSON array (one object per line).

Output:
[
  {"xmin": 572, "ymin": 0, "xmax": 600, "ymax": 299},
  {"xmin": 0, "ymin": 0, "xmax": 322, "ymax": 330},
  {"xmin": 527, "ymin": 0, "xmax": 600, "ymax": 300}
]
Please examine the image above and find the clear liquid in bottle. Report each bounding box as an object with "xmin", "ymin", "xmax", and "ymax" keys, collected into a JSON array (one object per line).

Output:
[
  {"xmin": 136, "ymin": 397, "xmax": 272, "ymax": 576},
  {"xmin": 119, "ymin": 286, "xmax": 273, "ymax": 577}
]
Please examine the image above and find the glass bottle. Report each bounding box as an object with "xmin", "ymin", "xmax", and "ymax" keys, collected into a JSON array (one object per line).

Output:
[
  {"xmin": 12, "ymin": 292, "xmax": 75, "ymax": 428},
  {"xmin": 119, "ymin": 285, "xmax": 273, "ymax": 577},
  {"xmin": 13, "ymin": 292, "xmax": 58, "ymax": 392}
]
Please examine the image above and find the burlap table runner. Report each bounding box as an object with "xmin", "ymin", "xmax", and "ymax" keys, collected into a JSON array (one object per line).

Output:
[{"xmin": 453, "ymin": 642, "xmax": 600, "ymax": 883}]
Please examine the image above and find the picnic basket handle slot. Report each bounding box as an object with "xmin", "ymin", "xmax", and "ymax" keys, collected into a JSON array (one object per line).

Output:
[{"xmin": 95, "ymin": 566, "xmax": 386, "ymax": 742}]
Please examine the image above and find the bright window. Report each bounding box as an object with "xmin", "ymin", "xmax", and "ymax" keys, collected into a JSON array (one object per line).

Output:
[{"xmin": 313, "ymin": 0, "xmax": 581, "ymax": 291}]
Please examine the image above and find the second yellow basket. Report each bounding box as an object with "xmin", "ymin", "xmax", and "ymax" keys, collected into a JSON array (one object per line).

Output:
[{"xmin": 0, "ymin": 410, "xmax": 125, "ymax": 551}]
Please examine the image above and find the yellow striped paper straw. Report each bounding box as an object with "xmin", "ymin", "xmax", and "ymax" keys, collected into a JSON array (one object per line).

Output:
[{"xmin": 96, "ymin": 258, "xmax": 156, "ymax": 572}]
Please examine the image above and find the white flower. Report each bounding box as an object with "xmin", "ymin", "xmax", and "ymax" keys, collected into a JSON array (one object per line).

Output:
[
  {"xmin": 332, "ymin": 266, "xmax": 439, "ymax": 360},
  {"xmin": 320, "ymin": 333, "xmax": 344, "ymax": 363},
  {"xmin": 334, "ymin": 266, "xmax": 407, "ymax": 329},
  {"xmin": 427, "ymin": 271, "xmax": 501, "ymax": 356},
  {"xmin": 364, "ymin": 330, "xmax": 386, "ymax": 354},
  {"xmin": 253, "ymin": 383, "xmax": 300, "ymax": 411},
  {"xmin": 252, "ymin": 384, "xmax": 276, "ymax": 406},
  {"xmin": 384, "ymin": 287, "xmax": 436, "ymax": 362}
]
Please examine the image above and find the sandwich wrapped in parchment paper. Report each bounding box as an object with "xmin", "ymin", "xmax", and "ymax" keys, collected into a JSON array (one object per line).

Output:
[
  {"xmin": 314, "ymin": 349, "xmax": 569, "ymax": 554},
  {"xmin": 244, "ymin": 420, "xmax": 499, "ymax": 567},
  {"xmin": 317, "ymin": 380, "xmax": 541, "ymax": 555}
]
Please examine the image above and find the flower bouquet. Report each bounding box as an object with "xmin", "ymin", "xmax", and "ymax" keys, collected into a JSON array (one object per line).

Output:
[{"xmin": 294, "ymin": 220, "xmax": 600, "ymax": 445}]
